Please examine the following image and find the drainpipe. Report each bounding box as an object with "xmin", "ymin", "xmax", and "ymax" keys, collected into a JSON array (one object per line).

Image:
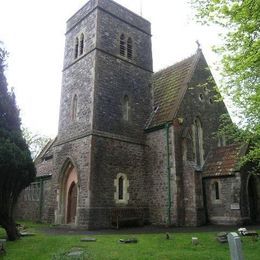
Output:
[
  {"xmin": 39, "ymin": 178, "xmax": 44, "ymax": 223},
  {"xmin": 165, "ymin": 123, "xmax": 172, "ymax": 226}
]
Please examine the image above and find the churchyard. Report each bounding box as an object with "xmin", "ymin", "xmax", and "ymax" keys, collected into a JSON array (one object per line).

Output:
[{"xmin": 0, "ymin": 222, "xmax": 260, "ymax": 259}]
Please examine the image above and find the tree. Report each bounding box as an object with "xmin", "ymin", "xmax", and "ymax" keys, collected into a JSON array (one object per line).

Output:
[
  {"xmin": 190, "ymin": 0, "xmax": 260, "ymax": 168},
  {"xmin": 0, "ymin": 45, "xmax": 36, "ymax": 241},
  {"xmin": 22, "ymin": 127, "xmax": 50, "ymax": 160}
]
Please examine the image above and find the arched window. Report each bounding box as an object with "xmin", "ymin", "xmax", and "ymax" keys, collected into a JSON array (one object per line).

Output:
[
  {"xmin": 118, "ymin": 176, "xmax": 124, "ymax": 200},
  {"xmin": 120, "ymin": 34, "xmax": 126, "ymax": 56},
  {"xmin": 74, "ymin": 37, "xmax": 79, "ymax": 59},
  {"xmin": 127, "ymin": 37, "xmax": 133, "ymax": 59},
  {"xmin": 79, "ymin": 33, "xmax": 84, "ymax": 56},
  {"xmin": 214, "ymin": 181, "xmax": 220, "ymax": 200},
  {"xmin": 72, "ymin": 95, "xmax": 78, "ymax": 121},
  {"xmin": 123, "ymin": 95, "xmax": 130, "ymax": 121},
  {"xmin": 114, "ymin": 173, "xmax": 129, "ymax": 204},
  {"xmin": 193, "ymin": 117, "xmax": 204, "ymax": 167}
]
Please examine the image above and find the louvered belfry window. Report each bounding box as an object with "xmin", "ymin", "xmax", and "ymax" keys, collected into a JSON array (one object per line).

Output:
[
  {"xmin": 120, "ymin": 34, "xmax": 126, "ymax": 56},
  {"xmin": 79, "ymin": 33, "xmax": 84, "ymax": 55},
  {"xmin": 127, "ymin": 37, "xmax": 133, "ymax": 59},
  {"xmin": 74, "ymin": 37, "xmax": 79, "ymax": 59}
]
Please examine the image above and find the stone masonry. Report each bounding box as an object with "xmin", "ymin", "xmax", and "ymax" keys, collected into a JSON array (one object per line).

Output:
[{"xmin": 15, "ymin": 0, "xmax": 260, "ymax": 228}]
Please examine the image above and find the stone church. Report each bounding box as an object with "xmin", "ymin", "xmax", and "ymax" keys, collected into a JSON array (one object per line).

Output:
[{"xmin": 16, "ymin": 0, "xmax": 260, "ymax": 228}]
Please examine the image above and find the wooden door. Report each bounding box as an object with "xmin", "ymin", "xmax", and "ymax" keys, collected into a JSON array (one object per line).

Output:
[{"xmin": 67, "ymin": 182, "xmax": 77, "ymax": 223}]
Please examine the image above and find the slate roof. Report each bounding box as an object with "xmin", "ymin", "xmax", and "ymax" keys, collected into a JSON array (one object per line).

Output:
[
  {"xmin": 146, "ymin": 50, "xmax": 201, "ymax": 129},
  {"xmin": 203, "ymin": 143, "xmax": 247, "ymax": 177}
]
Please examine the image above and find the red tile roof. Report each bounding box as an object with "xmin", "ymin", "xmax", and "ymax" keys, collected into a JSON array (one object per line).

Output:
[
  {"xmin": 203, "ymin": 143, "xmax": 247, "ymax": 177},
  {"xmin": 146, "ymin": 50, "xmax": 201, "ymax": 129}
]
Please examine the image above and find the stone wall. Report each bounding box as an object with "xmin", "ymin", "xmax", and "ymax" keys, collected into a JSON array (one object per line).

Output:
[
  {"xmin": 176, "ymin": 53, "xmax": 228, "ymax": 158},
  {"xmin": 145, "ymin": 126, "xmax": 177, "ymax": 226},
  {"xmin": 50, "ymin": 136, "xmax": 92, "ymax": 226},
  {"xmin": 204, "ymin": 175, "xmax": 243, "ymax": 225},
  {"xmin": 58, "ymin": 51, "xmax": 96, "ymax": 143},
  {"xmin": 94, "ymin": 51, "xmax": 152, "ymax": 139},
  {"xmin": 93, "ymin": 4, "xmax": 152, "ymax": 139},
  {"xmin": 88, "ymin": 135, "xmax": 147, "ymax": 228},
  {"xmin": 66, "ymin": 0, "xmax": 151, "ymax": 35},
  {"xmin": 173, "ymin": 54, "xmax": 229, "ymax": 226},
  {"xmin": 15, "ymin": 178, "xmax": 52, "ymax": 223}
]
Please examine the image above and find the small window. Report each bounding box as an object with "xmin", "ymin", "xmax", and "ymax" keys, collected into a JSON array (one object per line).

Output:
[
  {"xmin": 199, "ymin": 93, "xmax": 204, "ymax": 101},
  {"xmin": 79, "ymin": 33, "xmax": 84, "ymax": 55},
  {"xmin": 120, "ymin": 34, "xmax": 126, "ymax": 56},
  {"xmin": 74, "ymin": 37, "xmax": 79, "ymax": 59},
  {"xmin": 127, "ymin": 37, "xmax": 133, "ymax": 59},
  {"xmin": 193, "ymin": 117, "xmax": 204, "ymax": 167},
  {"xmin": 123, "ymin": 95, "xmax": 130, "ymax": 121},
  {"xmin": 72, "ymin": 95, "xmax": 78, "ymax": 121},
  {"xmin": 114, "ymin": 173, "xmax": 129, "ymax": 204},
  {"xmin": 209, "ymin": 98, "xmax": 213, "ymax": 104},
  {"xmin": 118, "ymin": 176, "xmax": 124, "ymax": 200},
  {"xmin": 214, "ymin": 181, "xmax": 220, "ymax": 200}
]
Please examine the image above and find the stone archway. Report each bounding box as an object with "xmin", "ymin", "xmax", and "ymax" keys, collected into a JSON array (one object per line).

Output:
[{"xmin": 247, "ymin": 174, "xmax": 260, "ymax": 223}]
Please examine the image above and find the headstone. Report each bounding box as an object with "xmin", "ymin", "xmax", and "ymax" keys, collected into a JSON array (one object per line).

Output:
[
  {"xmin": 227, "ymin": 232, "xmax": 244, "ymax": 260},
  {"xmin": 119, "ymin": 238, "xmax": 138, "ymax": 243},
  {"xmin": 20, "ymin": 232, "xmax": 35, "ymax": 237},
  {"xmin": 80, "ymin": 237, "xmax": 96, "ymax": 242},
  {"xmin": 67, "ymin": 251, "xmax": 84, "ymax": 257},
  {"xmin": 216, "ymin": 232, "xmax": 228, "ymax": 243},
  {"xmin": 192, "ymin": 237, "xmax": 199, "ymax": 245}
]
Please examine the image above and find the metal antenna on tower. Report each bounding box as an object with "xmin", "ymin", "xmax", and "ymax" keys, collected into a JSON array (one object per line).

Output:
[{"xmin": 140, "ymin": 0, "xmax": 143, "ymax": 17}]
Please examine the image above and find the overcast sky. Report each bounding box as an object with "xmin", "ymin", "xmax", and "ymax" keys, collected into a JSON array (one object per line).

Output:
[{"xmin": 0, "ymin": 0, "xmax": 221, "ymax": 137}]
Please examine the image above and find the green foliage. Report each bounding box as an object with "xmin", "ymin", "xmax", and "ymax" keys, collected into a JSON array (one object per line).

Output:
[
  {"xmin": 0, "ymin": 45, "xmax": 36, "ymax": 240},
  {"xmin": 190, "ymin": 0, "xmax": 260, "ymax": 168},
  {"xmin": 22, "ymin": 127, "xmax": 50, "ymax": 159},
  {"xmin": 217, "ymin": 114, "xmax": 260, "ymax": 172}
]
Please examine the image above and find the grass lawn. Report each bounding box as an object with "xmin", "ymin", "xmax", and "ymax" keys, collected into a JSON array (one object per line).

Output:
[{"xmin": 0, "ymin": 223, "xmax": 259, "ymax": 259}]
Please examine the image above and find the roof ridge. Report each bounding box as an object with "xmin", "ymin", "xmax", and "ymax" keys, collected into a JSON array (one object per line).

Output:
[
  {"xmin": 154, "ymin": 52, "xmax": 197, "ymax": 76},
  {"xmin": 168, "ymin": 50, "xmax": 202, "ymax": 119}
]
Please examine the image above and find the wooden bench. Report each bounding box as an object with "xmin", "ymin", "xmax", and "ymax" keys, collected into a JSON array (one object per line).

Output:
[{"xmin": 111, "ymin": 208, "xmax": 144, "ymax": 229}]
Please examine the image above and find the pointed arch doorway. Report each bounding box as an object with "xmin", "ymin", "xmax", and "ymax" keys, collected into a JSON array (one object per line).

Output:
[{"xmin": 59, "ymin": 162, "xmax": 78, "ymax": 225}]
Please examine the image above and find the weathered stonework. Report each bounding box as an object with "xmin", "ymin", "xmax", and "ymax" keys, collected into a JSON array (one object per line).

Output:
[{"xmin": 15, "ymin": 0, "xmax": 260, "ymax": 228}]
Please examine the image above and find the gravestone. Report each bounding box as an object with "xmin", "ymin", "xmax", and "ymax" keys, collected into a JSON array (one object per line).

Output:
[
  {"xmin": 192, "ymin": 237, "xmax": 199, "ymax": 245},
  {"xmin": 216, "ymin": 232, "xmax": 228, "ymax": 243},
  {"xmin": 227, "ymin": 232, "xmax": 244, "ymax": 260},
  {"xmin": 119, "ymin": 238, "xmax": 138, "ymax": 243},
  {"xmin": 80, "ymin": 237, "xmax": 96, "ymax": 242}
]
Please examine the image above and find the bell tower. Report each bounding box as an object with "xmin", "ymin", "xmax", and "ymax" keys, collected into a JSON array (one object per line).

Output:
[{"xmin": 53, "ymin": 0, "xmax": 153, "ymax": 228}]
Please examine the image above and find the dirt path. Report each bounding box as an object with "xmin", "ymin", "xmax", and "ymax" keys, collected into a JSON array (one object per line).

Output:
[{"xmin": 40, "ymin": 224, "xmax": 260, "ymax": 236}]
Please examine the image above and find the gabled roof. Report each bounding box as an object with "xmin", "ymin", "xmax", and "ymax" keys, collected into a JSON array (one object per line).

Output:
[
  {"xmin": 203, "ymin": 143, "xmax": 248, "ymax": 178},
  {"xmin": 146, "ymin": 49, "xmax": 202, "ymax": 129}
]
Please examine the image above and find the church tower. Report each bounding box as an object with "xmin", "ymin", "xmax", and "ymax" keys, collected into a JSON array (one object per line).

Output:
[{"xmin": 52, "ymin": 0, "xmax": 153, "ymax": 228}]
